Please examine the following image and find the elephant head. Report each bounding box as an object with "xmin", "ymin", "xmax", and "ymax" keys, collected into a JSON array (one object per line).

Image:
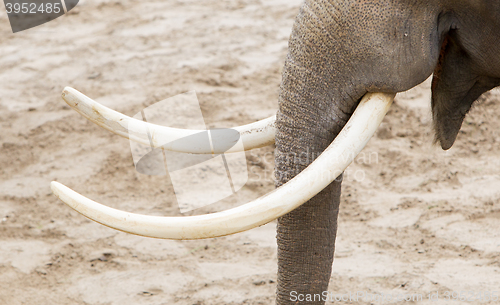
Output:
[{"xmin": 52, "ymin": 1, "xmax": 500, "ymax": 304}]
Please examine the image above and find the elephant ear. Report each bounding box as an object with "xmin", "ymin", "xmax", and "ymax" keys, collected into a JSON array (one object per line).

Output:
[{"xmin": 431, "ymin": 32, "xmax": 499, "ymax": 150}]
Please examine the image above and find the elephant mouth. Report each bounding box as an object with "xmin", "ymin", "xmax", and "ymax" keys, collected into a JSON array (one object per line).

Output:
[{"xmin": 51, "ymin": 88, "xmax": 394, "ymax": 239}]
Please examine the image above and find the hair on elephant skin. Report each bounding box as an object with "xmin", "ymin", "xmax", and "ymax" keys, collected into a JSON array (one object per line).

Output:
[{"xmin": 274, "ymin": 0, "xmax": 500, "ymax": 304}]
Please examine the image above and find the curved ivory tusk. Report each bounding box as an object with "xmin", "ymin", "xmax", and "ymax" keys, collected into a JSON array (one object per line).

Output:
[
  {"xmin": 51, "ymin": 92, "xmax": 395, "ymax": 239},
  {"xmin": 61, "ymin": 87, "xmax": 276, "ymax": 153}
]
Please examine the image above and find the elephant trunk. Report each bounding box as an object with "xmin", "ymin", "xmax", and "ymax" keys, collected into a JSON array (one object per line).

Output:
[{"xmin": 274, "ymin": 1, "xmax": 367, "ymax": 304}]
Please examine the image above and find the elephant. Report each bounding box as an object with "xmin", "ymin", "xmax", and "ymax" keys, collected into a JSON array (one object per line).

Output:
[{"xmin": 51, "ymin": 0, "xmax": 500, "ymax": 304}]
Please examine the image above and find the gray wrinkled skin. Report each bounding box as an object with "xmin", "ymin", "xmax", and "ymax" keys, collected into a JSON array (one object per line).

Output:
[{"xmin": 274, "ymin": 1, "xmax": 500, "ymax": 304}]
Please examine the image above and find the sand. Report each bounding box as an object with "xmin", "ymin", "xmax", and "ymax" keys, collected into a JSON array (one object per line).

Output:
[{"xmin": 1, "ymin": 1, "xmax": 499, "ymax": 304}]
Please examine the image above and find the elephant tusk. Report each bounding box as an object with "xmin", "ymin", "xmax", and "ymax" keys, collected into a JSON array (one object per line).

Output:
[
  {"xmin": 61, "ymin": 87, "xmax": 276, "ymax": 154},
  {"xmin": 51, "ymin": 92, "xmax": 395, "ymax": 240}
]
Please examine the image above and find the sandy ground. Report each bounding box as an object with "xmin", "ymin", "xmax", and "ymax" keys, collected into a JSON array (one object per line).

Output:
[{"xmin": 1, "ymin": 1, "xmax": 500, "ymax": 304}]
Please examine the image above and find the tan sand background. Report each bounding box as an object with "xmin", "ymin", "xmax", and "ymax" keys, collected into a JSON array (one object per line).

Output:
[{"xmin": 0, "ymin": 0, "xmax": 499, "ymax": 304}]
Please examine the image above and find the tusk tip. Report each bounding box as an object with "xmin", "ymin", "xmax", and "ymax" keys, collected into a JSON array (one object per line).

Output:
[
  {"xmin": 62, "ymin": 87, "xmax": 71, "ymax": 98},
  {"xmin": 61, "ymin": 87, "xmax": 79, "ymax": 106},
  {"xmin": 62, "ymin": 86, "xmax": 79, "ymax": 95},
  {"xmin": 51, "ymin": 181, "xmax": 77, "ymax": 210},
  {"xmin": 50, "ymin": 181, "xmax": 62, "ymax": 196}
]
